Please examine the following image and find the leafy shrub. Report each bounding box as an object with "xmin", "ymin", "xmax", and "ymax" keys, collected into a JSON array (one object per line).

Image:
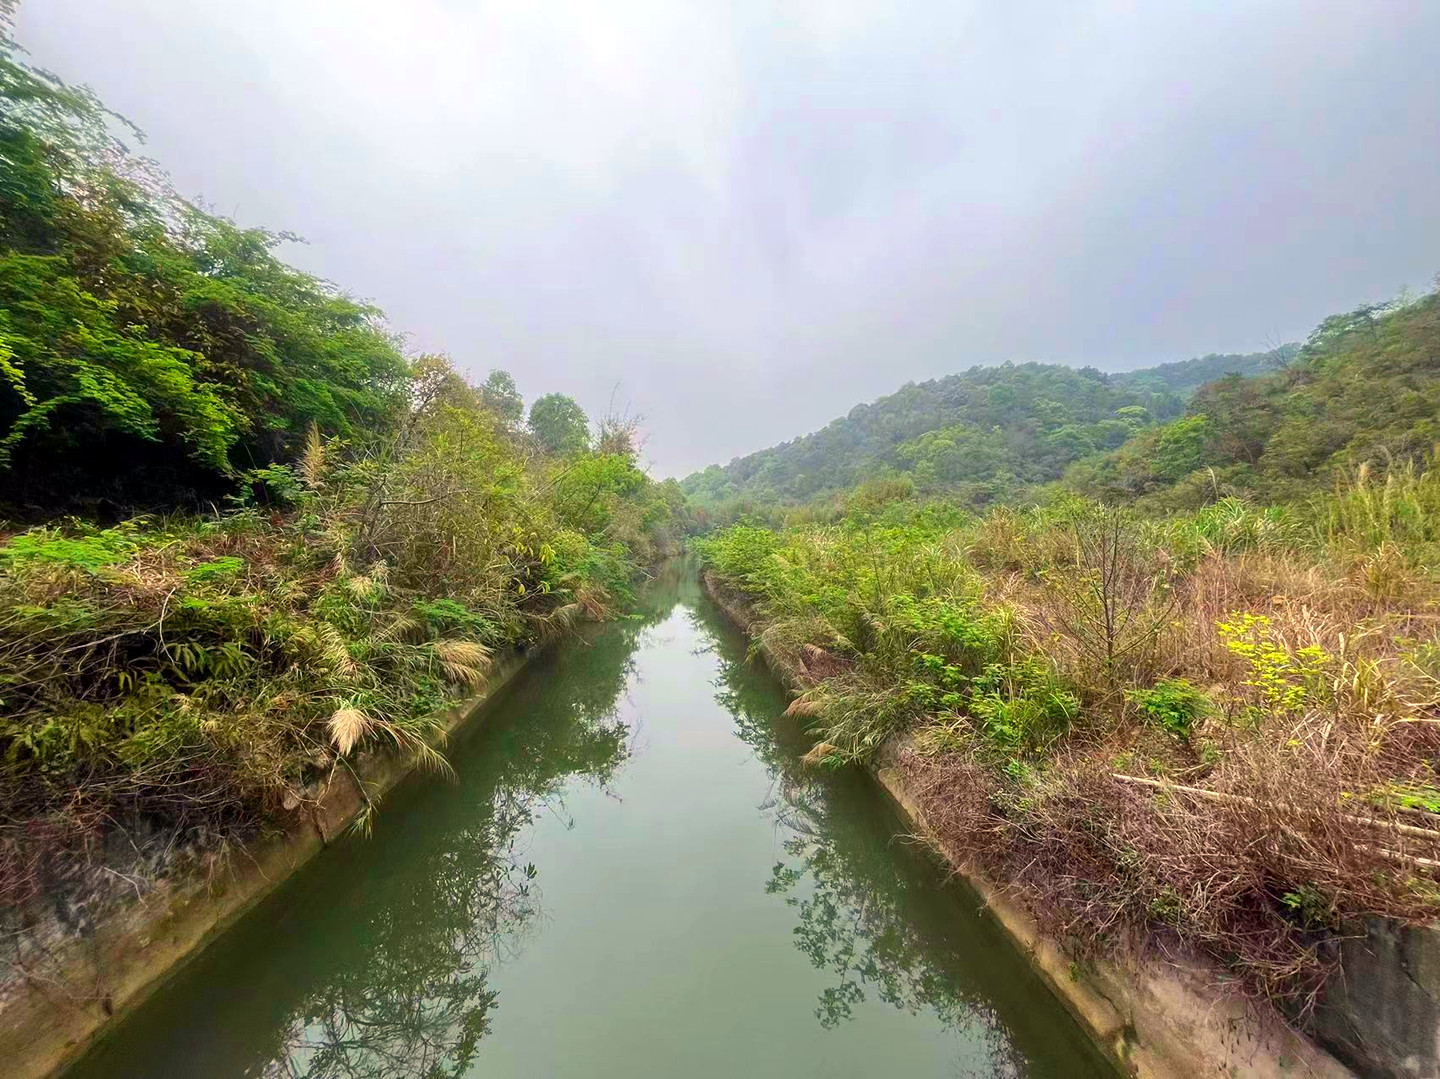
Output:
[
  {"xmin": 1126, "ymin": 678, "xmax": 1209, "ymax": 740},
  {"xmin": 1217, "ymin": 613, "xmax": 1332, "ymax": 720},
  {"xmin": 0, "ymin": 525, "xmax": 139, "ymax": 573},
  {"xmin": 968, "ymin": 658, "xmax": 1079, "ymax": 757},
  {"xmin": 185, "ymin": 556, "xmax": 245, "ymax": 584}
]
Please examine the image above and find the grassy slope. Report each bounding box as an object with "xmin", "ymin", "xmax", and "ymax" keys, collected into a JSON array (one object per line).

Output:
[
  {"xmin": 694, "ymin": 291, "xmax": 1440, "ymax": 1005},
  {"xmin": 0, "ymin": 385, "xmax": 686, "ymax": 913},
  {"xmin": 698, "ymin": 473, "xmax": 1440, "ymax": 1005}
]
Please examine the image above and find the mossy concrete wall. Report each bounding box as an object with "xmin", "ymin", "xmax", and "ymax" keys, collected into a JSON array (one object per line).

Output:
[
  {"xmin": 0, "ymin": 648, "xmax": 536, "ymax": 1079},
  {"xmin": 1313, "ymin": 918, "xmax": 1440, "ymax": 1078}
]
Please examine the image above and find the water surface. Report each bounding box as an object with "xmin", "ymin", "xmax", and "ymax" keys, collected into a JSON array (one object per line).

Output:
[{"xmin": 66, "ymin": 563, "xmax": 1115, "ymax": 1078}]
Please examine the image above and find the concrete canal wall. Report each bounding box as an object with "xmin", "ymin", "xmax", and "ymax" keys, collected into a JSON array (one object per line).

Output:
[{"xmin": 0, "ymin": 649, "xmax": 538, "ymax": 1079}]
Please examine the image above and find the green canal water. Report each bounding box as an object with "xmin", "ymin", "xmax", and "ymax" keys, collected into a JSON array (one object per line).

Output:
[{"xmin": 66, "ymin": 563, "xmax": 1116, "ymax": 1078}]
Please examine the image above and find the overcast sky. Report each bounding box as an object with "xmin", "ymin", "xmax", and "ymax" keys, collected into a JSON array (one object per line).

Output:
[{"xmin": 15, "ymin": 1, "xmax": 1440, "ymax": 476}]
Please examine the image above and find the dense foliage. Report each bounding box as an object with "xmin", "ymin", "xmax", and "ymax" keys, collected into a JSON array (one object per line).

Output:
[
  {"xmin": 1070, "ymin": 292, "xmax": 1440, "ymax": 509},
  {"xmin": 0, "ymin": 29, "xmax": 410, "ymax": 513},
  {"xmin": 0, "ymin": 24, "xmax": 692, "ymax": 925},
  {"xmin": 682, "ymin": 348, "xmax": 1284, "ymax": 511},
  {"xmin": 527, "ymin": 392, "xmax": 591, "ymax": 456},
  {"xmin": 1108, "ymin": 347, "xmax": 1290, "ymax": 395}
]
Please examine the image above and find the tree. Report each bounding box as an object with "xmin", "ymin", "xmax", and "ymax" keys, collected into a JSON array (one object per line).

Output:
[
  {"xmin": 527, "ymin": 393, "xmax": 589, "ymax": 455},
  {"xmin": 0, "ymin": 29, "xmax": 409, "ymax": 510},
  {"xmin": 478, "ymin": 369, "xmax": 523, "ymax": 428},
  {"xmin": 1152, "ymin": 414, "xmax": 1213, "ymax": 481},
  {"xmin": 1188, "ymin": 373, "xmax": 1280, "ymax": 465},
  {"xmin": 1039, "ymin": 509, "xmax": 1176, "ymax": 692}
]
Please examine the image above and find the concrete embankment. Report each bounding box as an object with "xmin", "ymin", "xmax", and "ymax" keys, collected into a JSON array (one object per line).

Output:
[
  {"xmin": 700, "ymin": 569, "xmax": 1357, "ymax": 1079},
  {"xmin": 0, "ymin": 648, "xmax": 537, "ymax": 1079}
]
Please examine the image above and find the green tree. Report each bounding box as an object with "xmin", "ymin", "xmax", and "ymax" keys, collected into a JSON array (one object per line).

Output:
[
  {"xmin": 1152, "ymin": 414, "xmax": 1213, "ymax": 481},
  {"xmin": 478, "ymin": 369, "xmax": 523, "ymax": 428},
  {"xmin": 527, "ymin": 393, "xmax": 590, "ymax": 455},
  {"xmin": 0, "ymin": 26, "xmax": 409, "ymax": 509}
]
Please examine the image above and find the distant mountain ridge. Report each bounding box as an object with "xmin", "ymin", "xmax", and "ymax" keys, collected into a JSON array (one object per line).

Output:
[
  {"xmin": 1110, "ymin": 347, "xmax": 1293, "ymax": 395},
  {"xmin": 682, "ymin": 348, "xmax": 1289, "ymax": 506}
]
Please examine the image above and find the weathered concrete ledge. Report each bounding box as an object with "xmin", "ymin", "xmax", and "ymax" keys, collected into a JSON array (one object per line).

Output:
[
  {"xmin": 1, "ymin": 646, "xmax": 538, "ymax": 1079},
  {"xmin": 701, "ymin": 569, "xmax": 1352, "ymax": 1079}
]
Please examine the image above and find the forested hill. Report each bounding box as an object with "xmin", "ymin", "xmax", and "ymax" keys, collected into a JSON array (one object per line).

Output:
[
  {"xmin": 1070, "ymin": 291, "xmax": 1440, "ymax": 508},
  {"xmin": 1109, "ymin": 347, "xmax": 1294, "ymax": 395},
  {"xmin": 682, "ymin": 349, "xmax": 1284, "ymax": 506}
]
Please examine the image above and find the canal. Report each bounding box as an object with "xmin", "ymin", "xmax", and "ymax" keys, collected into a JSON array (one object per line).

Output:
[{"xmin": 65, "ymin": 562, "xmax": 1116, "ymax": 1078}]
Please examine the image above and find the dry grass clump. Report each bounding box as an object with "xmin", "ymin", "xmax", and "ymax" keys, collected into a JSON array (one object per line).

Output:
[
  {"xmin": 905, "ymin": 517, "xmax": 1440, "ymax": 1007},
  {"xmin": 903, "ymin": 714, "xmax": 1440, "ymax": 1009}
]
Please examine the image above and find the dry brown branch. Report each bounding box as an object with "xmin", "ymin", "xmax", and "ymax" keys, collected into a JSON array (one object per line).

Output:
[{"xmin": 1111, "ymin": 773, "xmax": 1440, "ymax": 843}]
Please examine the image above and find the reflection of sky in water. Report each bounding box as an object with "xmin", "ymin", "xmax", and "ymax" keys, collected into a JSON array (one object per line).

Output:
[{"xmin": 66, "ymin": 566, "xmax": 1112, "ymax": 1079}]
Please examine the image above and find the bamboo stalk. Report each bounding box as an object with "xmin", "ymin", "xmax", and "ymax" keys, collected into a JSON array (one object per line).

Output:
[{"xmin": 1111, "ymin": 774, "xmax": 1440, "ymax": 842}]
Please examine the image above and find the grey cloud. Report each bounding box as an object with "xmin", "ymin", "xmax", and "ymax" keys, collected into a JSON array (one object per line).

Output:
[{"xmin": 17, "ymin": 0, "xmax": 1440, "ymax": 475}]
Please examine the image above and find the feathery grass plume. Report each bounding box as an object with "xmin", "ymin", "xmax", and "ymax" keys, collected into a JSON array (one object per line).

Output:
[
  {"xmin": 377, "ymin": 613, "xmax": 421, "ymax": 642},
  {"xmin": 434, "ymin": 639, "xmax": 491, "ymax": 686},
  {"xmin": 575, "ymin": 586, "xmax": 610, "ymax": 620},
  {"xmin": 366, "ymin": 714, "xmax": 456, "ymax": 780},
  {"xmin": 400, "ymin": 735, "xmax": 456, "ymax": 780},
  {"xmin": 300, "ymin": 421, "xmax": 327, "ymax": 487},
  {"xmin": 802, "ymin": 742, "xmax": 841, "ymax": 767},
  {"xmin": 528, "ymin": 601, "xmax": 585, "ymax": 640},
  {"xmin": 783, "ymin": 696, "xmax": 824, "ymax": 718},
  {"xmin": 328, "ymin": 707, "xmax": 373, "ymax": 756}
]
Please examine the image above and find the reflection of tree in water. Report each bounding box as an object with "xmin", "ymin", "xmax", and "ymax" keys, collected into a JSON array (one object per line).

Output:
[
  {"xmin": 266, "ymin": 804, "xmax": 528, "ymax": 1079},
  {"xmin": 691, "ymin": 599, "xmax": 1027, "ymax": 1077},
  {"xmin": 258, "ymin": 589, "xmax": 680, "ymax": 1079}
]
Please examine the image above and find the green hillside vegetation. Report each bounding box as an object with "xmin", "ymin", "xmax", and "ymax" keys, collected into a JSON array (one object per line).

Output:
[
  {"xmin": 1070, "ymin": 293, "xmax": 1440, "ymax": 508},
  {"xmin": 682, "ymin": 349, "xmax": 1284, "ymax": 512},
  {"xmin": 697, "ymin": 285, "xmax": 1440, "ymax": 1006},
  {"xmin": 1109, "ymin": 346, "xmax": 1291, "ymax": 395},
  {"xmin": 0, "ymin": 32, "xmax": 689, "ymax": 911}
]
